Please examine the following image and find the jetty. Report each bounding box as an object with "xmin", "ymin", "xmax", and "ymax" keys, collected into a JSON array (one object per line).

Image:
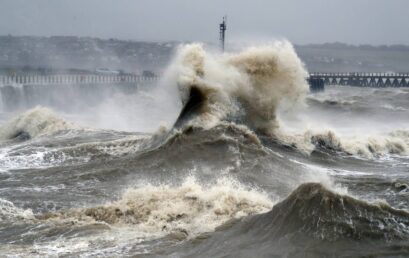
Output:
[
  {"xmin": 0, "ymin": 74, "xmax": 156, "ymax": 86},
  {"xmin": 1, "ymin": 73, "xmax": 409, "ymax": 93},
  {"xmin": 308, "ymin": 72, "xmax": 409, "ymax": 91}
]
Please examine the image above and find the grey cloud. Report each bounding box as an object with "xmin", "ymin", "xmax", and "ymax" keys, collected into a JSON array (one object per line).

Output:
[{"xmin": 0, "ymin": 0, "xmax": 408, "ymax": 45}]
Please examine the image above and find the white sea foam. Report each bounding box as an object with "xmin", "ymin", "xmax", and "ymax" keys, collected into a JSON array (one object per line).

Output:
[
  {"xmin": 0, "ymin": 198, "xmax": 34, "ymax": 222},
  {"xmin": 277, "ymin": 128, "xmax": 409, "ymax": 158},
  {"xmin": 54, "ymin": 176, "xmax": 274, "ymax": 238},
  {"xmin": 0, "ymin": 106, "xmax": 76, "ymax": 140},
  {"xmin": 169, "ymin": 43, "xmax": 409, "ymax": 158},
  {"xmin": 170, "ymin": 42, "xmax": 309, "ymax": 133}
]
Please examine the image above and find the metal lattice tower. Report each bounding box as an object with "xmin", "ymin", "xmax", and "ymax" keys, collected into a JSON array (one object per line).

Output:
[{"xmin": 219, "ymin": 16, "xmax": 227, "ymax": 52}]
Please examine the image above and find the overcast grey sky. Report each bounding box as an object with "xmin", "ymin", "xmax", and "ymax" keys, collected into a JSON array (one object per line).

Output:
[{"xmin": 1, "ymin": 0, "xmax": 408, "ymax": 45}]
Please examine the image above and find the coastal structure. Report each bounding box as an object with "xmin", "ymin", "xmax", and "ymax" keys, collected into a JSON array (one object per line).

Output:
[
  {"xmin": 0, "ymin": 74, "xmax": 155, "ymax": 85},
  {"xmin": 309, "ymin": 72, "xmax": 409, "ymax": 91},
  {"xmin": 219, "ymin": 16, "xmax": 227, "ymax": 52},
  {"xmin": 2, "ymin": 73, "xmax": 408, "ymax": 91}
]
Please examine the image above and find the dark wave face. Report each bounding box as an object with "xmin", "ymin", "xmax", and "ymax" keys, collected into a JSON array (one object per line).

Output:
[
  {"xmin": 161, "ymin": 183, "xmax": 409, "ymax": 258},
  {"xmin": 0, "ymin": 43, "xmax": 409, "ymax": 257},
  {"xmin": 174, "ymin": 86, "xmax": 206, "ymax": 129}
]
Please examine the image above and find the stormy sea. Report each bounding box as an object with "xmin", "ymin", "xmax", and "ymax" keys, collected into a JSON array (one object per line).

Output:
[{"xmin": 0, "ymin": 42, "xmax": 408, "ymax": 257}]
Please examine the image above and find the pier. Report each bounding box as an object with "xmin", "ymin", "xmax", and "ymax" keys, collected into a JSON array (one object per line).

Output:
[
  {"xmin": 1, "ymin": 73, "xmax": 409, "ymax": 92},
  {"xmin": 0, "ymin": 74, "xmax": 157, "ymax": 86},
  {"xmin": 308, "ymin": 72, "xmax": 409, "ymax": 91},
  {"xmin": 0, "ymin": 74, "xmax": 158, "ymax": 111}
]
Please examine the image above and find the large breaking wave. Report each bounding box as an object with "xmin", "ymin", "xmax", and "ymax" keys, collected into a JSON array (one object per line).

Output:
[
  {"xmin": 160, "ymin": 183, "xmax": 409, "ymax": 257},
  {"xmin": 172, "ymin": 42, "xmax": 309, "ymax": 133},
  {"xmin": 2, "ymin": 43, "xmax": 408, "ymax": 158},
  {"xmin": 170, "ymin": 43, "xmax": 409, "ymax": 158},
  {"xmin": 0, "ymin": 107, "xmax": 76, "ymax": 141},
  {"xmin": 40, "ymin": 177, "xmax": 273, "ymax": 239}
]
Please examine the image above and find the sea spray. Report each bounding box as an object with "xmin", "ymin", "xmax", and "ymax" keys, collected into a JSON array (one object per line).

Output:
[
  {"xmin": 169, "ymin": 43, "xmax": 409, "ymax": 158},
  {"xmin": 0, "ymin": 107, "xmax": 75, "ymax": 141},
  {"xmin": 171, "ymin": 42, "xmax": 309, "ymax": 132},
  {"xmin": 46, "ymin": 176, "xmax": 274, "ymax": 238},
  {"xmin": 277, "ymin": 128, "xmax": 409, "ymax": 158}
]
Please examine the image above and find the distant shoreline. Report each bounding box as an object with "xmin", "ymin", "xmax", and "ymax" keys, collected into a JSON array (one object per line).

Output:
[
  {"xmin": 2, "ymin": 35, "xmax": 409, "ymax": 50},
  {"xmin": 1, "ymin": 35, "xmax": 409, "ymax": 73}
]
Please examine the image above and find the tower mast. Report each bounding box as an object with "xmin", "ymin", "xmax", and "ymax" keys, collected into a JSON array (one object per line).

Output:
[{"xmin": 219, "ymin": 16, "xmax": 227, "ymax": 52}]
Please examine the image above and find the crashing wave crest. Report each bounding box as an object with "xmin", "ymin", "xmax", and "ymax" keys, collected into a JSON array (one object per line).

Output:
[
  {"xmin": 42, "ymin": 177, "xmax": 273, "ymax": 238},
  {"xmin": 277, "ymin": 129, "xmax": 409, "ymax": 158},
  {"xmin": 0, "ymin": 107, "xmax": 76, "ymax": 141},
  {"xmin": 171, "ymin": 42, "xmax": 309, "ymax": 133},
  {"xmin": 170, "ymin": 43, "xmax": 409, "ymax": 158}
]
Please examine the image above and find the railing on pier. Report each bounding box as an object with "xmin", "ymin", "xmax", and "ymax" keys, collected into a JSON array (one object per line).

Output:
[
  {"xmin": 0, "ymin": 74, "xmax": 159, "ymax": 86},
  {"xmin": 308, "ymin": 72, "xmax": 409, "ymax": 88},
  {"xmin": 2, "ymin": 73, "xmax": 409, "ymax": 92}
]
